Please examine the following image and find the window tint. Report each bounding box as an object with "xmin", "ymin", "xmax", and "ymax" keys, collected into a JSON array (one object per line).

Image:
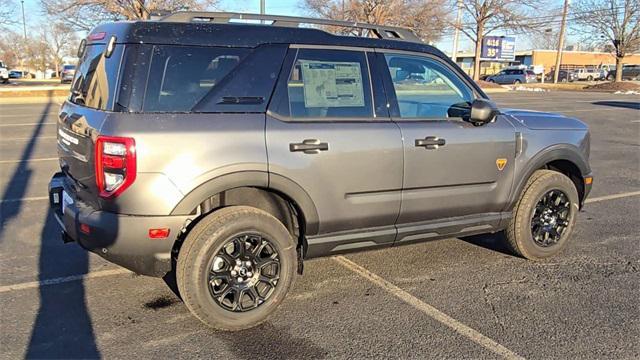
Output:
[
  {"xmin": 384, "ymin": 54, "xmax": 473, "ymax": 119},
  {"xmin": 286, "ymin": 49, "xmax": 373, "ymax": 119},
  {"xmin": 143, "ymin": 46, "xmax": 249, "ymax": 112},
  {"xmin": 70, "ymin": 44, "xmax": 121, "ymax": 110}
]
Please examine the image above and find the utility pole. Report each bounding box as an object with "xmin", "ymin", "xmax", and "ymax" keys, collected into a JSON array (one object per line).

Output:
[
  {"xmin": 553, "ymin": 0, "xmax": 569, "ymax": 84},
  {"xmin": 21, "ymin": 0, "xmax": 27, "ymax": 41},
  {"xmin": 260, "ymin": 0, "xmax": 265, "ymax": 23},
  {"xmin": 451, "ymin": 0, "xmax": 463, "ymax": 62}
]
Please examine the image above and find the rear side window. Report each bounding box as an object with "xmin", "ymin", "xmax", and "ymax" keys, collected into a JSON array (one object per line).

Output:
[
  {"xmin": 142, "ymin": 46, "xmax": 249, "ymax": 112},
  {"xmin": 286, "ymin": 49, "xmax": 373, "ymax": 119},
  {"xmin": 70, "ymin": 44, "xmax": 122, "ymax": 110}
]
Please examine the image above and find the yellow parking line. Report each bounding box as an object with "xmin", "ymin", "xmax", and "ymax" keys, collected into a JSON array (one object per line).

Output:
[{"xmin": 586, "ymin": 191, "xmax": 640, "ymax": 203}]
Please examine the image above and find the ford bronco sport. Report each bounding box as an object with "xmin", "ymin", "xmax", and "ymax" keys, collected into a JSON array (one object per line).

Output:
[{"xmin": 48, "ymin": 12, "xmax": 592, "ymax": 330}]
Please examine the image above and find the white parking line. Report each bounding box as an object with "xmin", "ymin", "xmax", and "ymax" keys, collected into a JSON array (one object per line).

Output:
[
  {"xmin": 334, "ymin": 256, "xmax": 524, "ymax": 360},
  {"xmin": 0, "ymin": 196, "xmax": 49, "ymax": 204},
  {"xmin": 0, "ymin": 122, "xmax": 56, "ymax": 127},
  {"xmin": 586, "ymin": 191, "xmax": 640, "ymax": 203},
  {"xmin": 0, "ymin": 113, "xmax": 58, "ymax": 118},
  {"xmin": 0, "ymin": 136, "xmax": 56, "ymax": 142},
  {"xmin": 0, "ymin": 157, "xmax": 58, "ymax": 164},
  {"xmin": 0, "ymin": 269, "xmax": 131, "ymax": 293}
]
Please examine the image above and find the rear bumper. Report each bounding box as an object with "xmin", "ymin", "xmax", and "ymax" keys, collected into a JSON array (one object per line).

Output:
[{"xmin": 48, "ymin": 172, "xmax": 190, "ymax": 277}]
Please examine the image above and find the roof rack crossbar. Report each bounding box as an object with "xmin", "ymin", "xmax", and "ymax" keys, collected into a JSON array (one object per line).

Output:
[{"xmin": 159, "ymin": 11, "xmax": 421, "ymax": 43}]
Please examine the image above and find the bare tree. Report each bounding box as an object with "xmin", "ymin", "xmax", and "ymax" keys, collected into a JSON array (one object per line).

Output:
[
  {"xmin": 40, "ymin": 0, "xmax": 219, "ymax": 31},
  {"xmin": 302, "ymin": 0, "xmax": 450, "ymax": 43},
  {"xmin": 454, "ymin": 0, "xmax": 540, "ymax": 80},
  {"xmin": 43, "ymin": 21, "xmax": 79, "ymax": 76},
  {"xmin": 530, "ymin": 29, "xmax": 560, "ymax": 50},
  {"xmin": 572, "ymin": 0, "xmax": 639, "ymax": 82},
  {"xmin": 0, "ymin": 0, "xmax": 17, "ymax": 28}
]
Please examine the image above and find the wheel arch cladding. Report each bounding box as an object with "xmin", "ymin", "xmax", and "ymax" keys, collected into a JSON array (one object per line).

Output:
[
  {"xmin": 170, "ymin": 172, "xmax": 319, "ymax": 244},
  {"xmin": 510, "ymin": 145, "xmax": 590, "ymax": 210}
]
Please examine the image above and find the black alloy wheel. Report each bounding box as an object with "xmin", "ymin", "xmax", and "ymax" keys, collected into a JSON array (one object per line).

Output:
[
  {"xmin": 208, "ymin": 233, "xmax": 280, "ymax": 312},
  {"xmin": 530, "ymin": 190, "xmax": 571, "ymax": 247}
]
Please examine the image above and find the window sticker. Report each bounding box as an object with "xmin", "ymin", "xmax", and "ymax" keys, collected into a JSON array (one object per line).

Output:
[{"xmin": 300, "ymin": 60, "xmax": 365, "ymax": 108}]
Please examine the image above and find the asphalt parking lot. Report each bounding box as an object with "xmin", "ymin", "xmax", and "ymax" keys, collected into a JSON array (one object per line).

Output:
[{"xmin": 0, "ymin": 91, "xmax": 638, "ymax": 359}]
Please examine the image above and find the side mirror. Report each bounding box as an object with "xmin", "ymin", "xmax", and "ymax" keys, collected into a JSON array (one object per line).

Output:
[{"xmin": 470, "ymin": 99, "xmax": 499, "ymax": 125}]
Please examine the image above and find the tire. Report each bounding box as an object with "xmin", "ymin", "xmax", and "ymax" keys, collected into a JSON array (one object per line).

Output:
[
  {"xmin": 514, "ymin": 79, "xmax": 521, "ymax": 84},
  {"xmin": 607, "ymin": 74, "xmax": 614, "ymax": 81},
  {"xmin": 587, "ymin": 75, "xmax": 593, "ymax": 81},
  {"xmin": 177, "ymin": 206, "xmax": 296, "ymax": 331},
  {"xmin": 504, "ymin": 170, "xmax": 579, "ymax": 260}
]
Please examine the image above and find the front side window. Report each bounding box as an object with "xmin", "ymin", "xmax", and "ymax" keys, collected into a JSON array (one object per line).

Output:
[
  {"xmin": 286, "ymin": 49, "xmax": 373, "ymax": 119},
  {"xmin": 384, "ymin": 54, "xmax": 473, "ymax": 119},
  {"xmin": 142, "ymin": 46, "xmax": 249, "ymax": 112}
]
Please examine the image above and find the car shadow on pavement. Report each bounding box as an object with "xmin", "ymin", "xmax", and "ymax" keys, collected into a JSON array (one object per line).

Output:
[
  {"xmin": 0, "ymin": 91, "xmax": 53, "ymax": 244},
  {"xmin": 26, "ymin": 209, "xmax": 100, "ymax": 359},
  {"xmin": 216, "ymin": 323, "xmax": 328, "ymax": 359},
  {"xmin": 2, "ymin": 93, "xmax": 102, "ymax": 358},
  {"xmin": 460, "ymin": 232, "xmax": 514, "ymax": 257},
  {"xmin": 591, "ymin": 101, "xmax": 640, "ymax": 110}
]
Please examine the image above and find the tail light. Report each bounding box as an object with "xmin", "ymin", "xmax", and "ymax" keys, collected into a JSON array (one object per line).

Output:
[{"xmin": 95, "ymin": 136, "xmax": 136, "ymax": 198}]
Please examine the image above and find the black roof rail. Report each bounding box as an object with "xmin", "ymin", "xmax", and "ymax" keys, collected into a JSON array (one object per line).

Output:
[{"xmin": 159, "ymin": 11, "xmax": 422, "ymax": 43}]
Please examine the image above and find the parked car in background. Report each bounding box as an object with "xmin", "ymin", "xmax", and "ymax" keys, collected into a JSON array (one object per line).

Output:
[
  {"xmin": 9, "ymin": 70, "xmax": 28, "ymax": 79},
  {"xmin": 545, "ymin": 70, "xmax": 577, "ymax": 82},
  {"xmin": 573, "ymin": 68, "xmax": 601, "ymax": 81},
  {"xmin": 60, "ymin": 64, "xmax": 76, "ymax": 83},
  {"xmin": 0, "ymin": 60, "xmax": 8, "ymax": 83},
  {"xmin": 606, "ymin": 65, "xmax": 640, "ymax": 81},
  {"xmin": 486, "ymin": 69, "xmax": 537, "ymax": 84}
]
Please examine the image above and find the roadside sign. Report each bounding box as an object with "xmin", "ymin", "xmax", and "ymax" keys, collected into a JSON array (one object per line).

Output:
[{"xmin": 481, "ymin": 36, "xmax": 516, "ymax": 61}]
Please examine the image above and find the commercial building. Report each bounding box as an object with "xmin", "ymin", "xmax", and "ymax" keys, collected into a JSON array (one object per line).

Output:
[{"xmin": 454, "ymin": 49, "xmax": 640, "ymax": 77}]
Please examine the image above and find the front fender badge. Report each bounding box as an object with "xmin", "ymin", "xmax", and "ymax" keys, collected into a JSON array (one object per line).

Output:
[{"xmin": 496, "ymin": 158, "xmax": 507, "ymax": 171}]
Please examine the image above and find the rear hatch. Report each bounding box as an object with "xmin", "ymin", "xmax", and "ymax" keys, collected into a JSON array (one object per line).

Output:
[{"xmin": 57, "ymin": 42, "xmax": 122, "ymax": 209}]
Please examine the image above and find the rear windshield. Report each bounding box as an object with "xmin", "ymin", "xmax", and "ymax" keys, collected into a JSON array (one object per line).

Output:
[
  {"xmin": 63, "ymin": 65, "xmax": 76, "ymax": 70},
  {"xmin": 142, "ymin": 45, "xmax": 249, "ymax": 112},
  {"xmin": 69, "ymin": 44, "xmax": 122, "ymax": 110}
]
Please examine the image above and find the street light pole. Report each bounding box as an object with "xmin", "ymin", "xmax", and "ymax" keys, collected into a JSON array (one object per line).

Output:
[
  {"xmin": 21, "ymin": 0, "xmax": 27, "ymax": 41},
  {"xmin": 451, "ymin": 0, "xmax": 463, "ymax": 62},
  {"xmin": 553, "ymin": 0, "xmax": 569, "ymax": 84}
]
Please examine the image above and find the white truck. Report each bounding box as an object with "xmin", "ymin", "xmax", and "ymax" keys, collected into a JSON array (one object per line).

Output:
[
  {"xmin": 573, "ymin": 68, "xmax": 601, "ymax": 81},
  {"xmin": 0, "ymin": 60, "xmax": 9, "ymax": 83}
]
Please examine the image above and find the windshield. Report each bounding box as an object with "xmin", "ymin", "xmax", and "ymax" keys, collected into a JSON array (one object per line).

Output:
[{"xmin": 69, "ymin": 44, "xmax": 122, "ymax": 110}]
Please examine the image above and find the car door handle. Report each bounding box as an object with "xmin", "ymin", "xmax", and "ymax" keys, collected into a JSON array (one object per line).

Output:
[
  {"xmin": 415, "ymin": 136, "xmax": 446, "ymax": 150},
  {"xmin": 289, "ymin": 139, "xmax": 329, "ymax": 154}
]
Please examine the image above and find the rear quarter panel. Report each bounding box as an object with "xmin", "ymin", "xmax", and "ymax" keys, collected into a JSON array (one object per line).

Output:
[{"xmin": 98, "ymin": 113, "xmax": 268, "ymax": 215}]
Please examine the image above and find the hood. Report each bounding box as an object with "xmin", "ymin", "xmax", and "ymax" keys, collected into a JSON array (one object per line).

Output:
[{"xmin": 502, "ymin": 109, "xmax": 588, "ymax": 130}]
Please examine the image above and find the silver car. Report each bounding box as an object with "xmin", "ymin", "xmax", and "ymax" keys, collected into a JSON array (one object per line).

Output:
[{"xmin": 486, "ymin": 68, "xmax": 538, "ymax": 84}]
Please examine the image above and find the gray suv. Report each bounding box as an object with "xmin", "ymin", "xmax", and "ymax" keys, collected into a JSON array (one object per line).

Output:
[{"xmin": 48, "ymin": 12, "xmax": 592, "ymax": 331}]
